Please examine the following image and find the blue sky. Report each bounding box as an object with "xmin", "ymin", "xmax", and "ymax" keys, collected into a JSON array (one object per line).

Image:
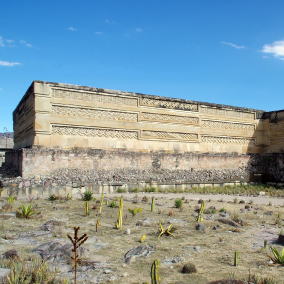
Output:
[{"xmin": 1, "ymin": 0, "xmax": 284, "ymax": 132}]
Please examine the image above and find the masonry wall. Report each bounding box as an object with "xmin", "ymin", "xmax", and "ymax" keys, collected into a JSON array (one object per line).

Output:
[
  {"xmin": 13, "ymin": 81, "xmax": 266, "ymax": 154},
  {"xmin": 9, "ymin": 81, "xmax": 284, "ymax": 183}
]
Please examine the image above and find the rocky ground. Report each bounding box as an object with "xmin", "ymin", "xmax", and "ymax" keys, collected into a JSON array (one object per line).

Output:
[
  {"xmin": 1, "ymin": 193, "xmax": 284, "ymax": 283},
  {"xmin": 0, "ymin": 162, "xmax": 258, "ymax": 189}
]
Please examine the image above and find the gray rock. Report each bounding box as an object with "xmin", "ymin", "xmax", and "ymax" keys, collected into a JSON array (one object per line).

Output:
[
  {"xmin": 124, "ymin": 244, "xmax": 155, "ymax": 264},
  {"xmin": 164, "ymin": 256, "xmax": 185, "ymax": 265},
  {"xmin": 0, "ymin": 268, "xmax": 11, "ymax": 282},
  {"xmin": 32, "ymin": 240, "xmax": 88, "ymax": 262},
  {"xmin": 168, "ymin": 219, "xmax": 188, "ymax": 225},
  {"xmin": 213, "ymin": 225, "xmax": 221, "ymax": 230},
  {"xmin": 196, "ymin": 223, "xmax": 205, "ymax": 231},
  {"xmin": 2, "ymin": 249, "xmax": 19, "ymax": 259},
  {"xmin": 193, "ymin": 246, "xmax": 201, "ymax": 252},
  {"xmin": 0, "ymin": 213, "xmax": 16, "ymax": 220},
  {"xmin": 41, "ymin": 219, "xmax": 65, "ymax": 231},
  {"xmin": 217, "ymin": 218, "xmax": 240, "ymax": 227}
]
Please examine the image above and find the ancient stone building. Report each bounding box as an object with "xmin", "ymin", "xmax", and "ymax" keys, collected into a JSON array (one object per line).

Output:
[{"xmin": 6, "ymin": 81, "xmax": 284, "ymax": 187}]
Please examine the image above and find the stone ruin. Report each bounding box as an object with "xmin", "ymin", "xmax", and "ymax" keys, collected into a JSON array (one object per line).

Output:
[{"xmin": 3, "ymin": 80, "xmax": 284, "ymax": 195}]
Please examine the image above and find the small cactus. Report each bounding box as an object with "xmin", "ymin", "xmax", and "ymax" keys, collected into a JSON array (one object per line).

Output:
[
  {"xmin": 85, "ymin": 201, "xmax": 89, "ymax": 216},
  {"xmin": 196, "ymin": 200, "xmax": 205, "ymax": 222},
  {"xmin": 96, "ymin": 219, "xmax": 101, "ymax": 232},
  {"xmin": 116, "ymin": 198, "xmax": 123, "ymax": 229},
  {"xmin": 182, "ymin": 262, "xmax": 197, "ymax": 274},
  {"xmin": 151, "ymin": 259, "xmax": 161, "ymax": 284},
  {"xmin": 151, "ymin": 196, "xmax": 155, "ymax": 212},
  {"xmin": 140, "ymin": 234, "xmax": 146, "ymax": 243},
  {"xmin": 234, "ymin": 250, "xmax": 239, "ymax": 266},
  {"xmin": 99, "ymin": 193, "xmax": 104, "ymax": 213}
]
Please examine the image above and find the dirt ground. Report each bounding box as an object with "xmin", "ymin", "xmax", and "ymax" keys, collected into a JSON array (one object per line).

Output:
[{"xmin": 1, "ymin": 192, "xmax": 284, "ymax": 283}]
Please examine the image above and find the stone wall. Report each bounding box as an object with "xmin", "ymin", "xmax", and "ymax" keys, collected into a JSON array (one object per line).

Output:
[
  {"xmin": 4, "ymin": 148, "xmax": 277, "ymax": 181},
  {"xmin": 8, "ymin": 81, "xmax": 284, "ymax": 187},
  {"xmin": 13, "ymin": 81, "xmax": 265, "ymax": 154}
]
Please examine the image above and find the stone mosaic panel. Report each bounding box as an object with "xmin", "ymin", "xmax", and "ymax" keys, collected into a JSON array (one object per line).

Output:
[
  {"xmin": 142, "ymin": 130, "xmax": 198, "ymax": 140},
  {"xmin": 52, "ymin": 125, "xmax": 138, "ymax": 139},
  {"xmin": 52, "ymin": 105, "xmax": 138, "ymax": 122},
  {"xmin": 201, "ymin": 120, "xmax": 255, "ymax": 131},
  {"xmin": 270, "ymin": 123, "xmax": 284, "ymax": 132},
  {"xmin": 140, "ymin": 97, "xmax": 198, "ymax": 111},
  {"xmin": 141, "ymin": 112, "xmax": 199, "ymax": 124},
  {"xmin": 201, "ymin": 135, "xmax": 255, "ymax": 145},
  {"xmin": 200, "ymin": 106, "xmax": 255, "ymax": 119},
  {"xmin": 270, "ymin": 137, "xmax": 284, "ymax": 145},
  {"xmin": 52, "ymin": 89, "xmax": 138, "ymax": 106}
]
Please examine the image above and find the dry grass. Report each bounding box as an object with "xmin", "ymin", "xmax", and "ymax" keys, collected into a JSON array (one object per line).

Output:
[{"xmin": 0, "ymin": 194, "xmax": 284, "ymax": 283}]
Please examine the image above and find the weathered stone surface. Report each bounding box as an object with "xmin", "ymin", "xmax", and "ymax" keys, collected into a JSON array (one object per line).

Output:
[
  {"xmin": 164, "ymin": 256, "xmax": 185, "ymax": 265},
  {"xmin": 217, "ymin": 219, "xmax": 240, "ymax": 227},
  {"xmin": 32, "ymin": 240, "xmax": 88, "ymax": 262},
  {"xmin": 196, "ymin": 223, "xmax": 206, "ymax": 231},
  {"xmin": 41, "ymin": 219, "xmax": 65, "ymax": 231},
  {"xmin": 2, "ymin": 249, "xmax": 19, "ymax": 259},
  {"xmin": 124, "ymin": 244, "xmax": 155, "ymax": 264},
  {"xmin": 0, "ymin": 213, "xmax": 16, "ymax": 220},
  {"xmin": 0, "ymin": 268, "xmax": 11, "ymax": 282}
]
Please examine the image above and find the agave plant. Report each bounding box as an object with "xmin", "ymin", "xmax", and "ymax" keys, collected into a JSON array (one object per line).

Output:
[
  {"xmin": 17, "ymin": 204, "xmax": 38, "ymax": 219},
  {"xmin": 269, "ymin": 246, "xmax": 284, "ymax": 265}
]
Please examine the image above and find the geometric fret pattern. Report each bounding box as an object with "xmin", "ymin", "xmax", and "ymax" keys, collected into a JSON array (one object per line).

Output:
[
  {"xmin": 52, "ymin": 105, "xmax": 138, "ymax": 122},
  {"xmin": 52, "ymin": 89, "xmax": 138, "ymax": 106},
  {"xmin": 201, "ymin": 135, "xmax": 255, "ymax": 145},
  {"xmin": 201, "ymin": 120, "xmax": 255, "ymax": 131},
  {"xmin": 141, "ymin": 112, "xmax": 199, "ymax": 124}
]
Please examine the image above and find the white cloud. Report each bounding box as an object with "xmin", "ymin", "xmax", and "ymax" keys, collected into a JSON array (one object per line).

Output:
[
  {"xmin": 262, "ymin": 40, "xmax": 284, "ymax": 60},
  {"xmin": 68, "ymin": 27, "xmax": 77, "ymax": 31},
  {"xmin": 262, "ymin": 55, "xmax": 269, "ymax": 59},
  {"xmin": 20, "ymin": 40, "xmax": 32, "ymax": 47},
  {"xmin": 94, "ymin": 32, "xmax": 102, "ymax": 35},
  {"xmin": 136, "ymin": 28, "xmax": 143, "ymax": 32},
  {"xmin": 6, "ymin": 39, "xmax": 14, "ymax": 43},
  {"xmin": 221, "ymin": 41, "xmax": 245, "ymax": 49},
  {"xmin": 0, "ymin": 36, "xmax": 4, "ymax": 47},
  {"xmin": 105, "ymin": 20, "xmax": 116, "ymax": 24},
  {"xmin": 0, "ymin": 60, "xmax": 21, "ymax": 67}
]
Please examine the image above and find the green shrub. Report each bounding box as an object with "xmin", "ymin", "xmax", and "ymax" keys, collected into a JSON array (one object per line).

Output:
[
  {"xmin": 131, "ymin": 187, "xmax": 139, "ymax": 193},
  {"xmin": 142, "ymin": 196, "xmax": 149, "ymax": 202},
  {"xmin": 81, "ymin": 190, "xmax": 93, "ymax": 201},
  {"xmin": 0, "ymin": 256, "xmax": 69, "ymax": 284},
  {"xmin": 174, "ymin": 198, "xmax": 183, "ymax": 208},
  {"xmin": 144, "ymin": 187, "xmax": 156, "ymax": 193},
  {"xmin": 109, "ymin": 201, "xmax": 118, "ymax": 208},
  {"xmin": 16, "ymin": 204, "xmax": 38, "ymax": 219},
  {"xmin": 117, "ymin": 187, "xmax": 127, "ymax": 193},
  {"xmin": 219, "ymin": 207, "xmax": 226, "ymax": 212},
  {"xmin": 48, "ymin": 194, "xmax": 58, "ymax": 201}
]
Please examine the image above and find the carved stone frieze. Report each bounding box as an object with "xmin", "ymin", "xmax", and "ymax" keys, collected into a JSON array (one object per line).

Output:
[
  {"xmin": 201, "ymin": 135, "xmax": 255, "ymax": 145},
  {"xmin": 200, "ymin": 106, "xmax": 255, "ymax": 120},
  {"xmin": 141, "ymin": 112, "xmax": 199, "ymax": 124},
  {"xmin": 52, "ymin": 125, "xmax": 138, "ymax": 139},
  {"xmin": 142, "ymin": 130, "xmax": 198, "ymax": 140},
  {"xmin": 270, "ymin": 123, "xmax": 284, "ymax": 132},
  {"xmin": 201, "ymin": 120, "xmax": 255, "ymax": 131},
  {"xmin": 270, "ymin": 137, "xmax": 284, "ymax": 145},
  {"xmin": 52, "ymin": 105, "xmax": 138, "ymax": 122},
  {"xmin": 52, "ymin": 89, "xmax": 138, "ymax": 106},
  {"xmin": 140, "ymin": 97, "xmax": 198, "ymax": 111}
]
